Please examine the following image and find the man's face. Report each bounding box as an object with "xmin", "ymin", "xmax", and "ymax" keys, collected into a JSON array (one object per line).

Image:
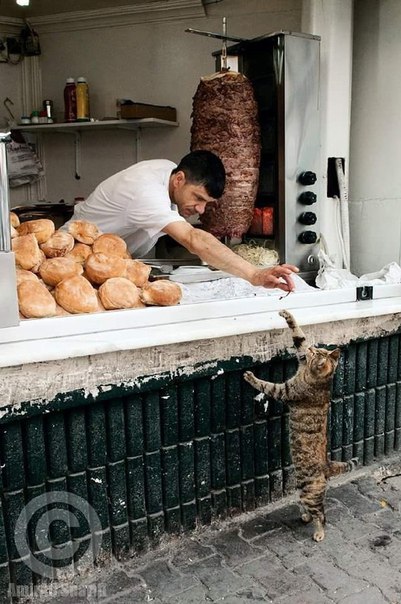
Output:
[{"xmin": 170, "ymin": 171, "xmax": 217, "ymax": 219}]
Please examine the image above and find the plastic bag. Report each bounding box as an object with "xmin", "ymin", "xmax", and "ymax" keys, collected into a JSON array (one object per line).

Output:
[{"xmin": 6, "ymin": 140, "xmax": 44, "ymax": 188}]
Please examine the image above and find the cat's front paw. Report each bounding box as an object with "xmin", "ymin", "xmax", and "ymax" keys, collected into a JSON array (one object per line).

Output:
[
  {"xmin": 243, "ymin": 371, "xmax": 256, "ymax": 385},
  {"xmin": 279, "ymin": 309, "xmax": 294, "ymax": 324}
]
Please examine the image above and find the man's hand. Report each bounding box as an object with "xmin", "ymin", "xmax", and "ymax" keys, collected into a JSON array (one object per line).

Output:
[{"xmin": 250, "ymin": 264, "xmax": 299, "ymax": 292}]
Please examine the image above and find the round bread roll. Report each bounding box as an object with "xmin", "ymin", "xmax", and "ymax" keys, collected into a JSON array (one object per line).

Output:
[
  {"xmin": 68, "ymin": 220, "xmax": 102, "ymax": 245},
  {"xmin": 17, "ymin": 219, "xmax": 55, "ymax": 244},
  {"xmin": 16, "ymin": 268, "xmax": 40, "ymax": 286},
  {"xmin": 140, "ymin": 280, "xmax": 182, "ymax": 306},
  {"xmin": 11, "ymin": 225, "xmax": 19, "ymax": 239},
  {"xmin": 92, "ymin": 233, "xmax": 128, "ymax": 258},
  {"xmin": 10, "ymin": 211, "xmax": 20, "ymax": 228},
  {"xmin": 39, "ymin": 257, "xmax": 83, "ymax": 287},
  {"xmin": 98, "ymin": 277, "xmax": 144, "ymax": 310},
  {"xmin": 12, "ymin": 233, "xmax": 43, "ymax": 270},
  {"xmin": 40, "ymin": 231, "xmax": 75, "ymax": 258},
  {"xmin": 65, "ymin": 242, "xmax": 92, "ymax": 265},
  {"xmin": 18, "ymin": 280, "xmax": 57, "ymax": 318},
  {"xmin": 31, "ymin": 249, "xmax": 46, "ymax": 274},
  {"xmin": 55, "ymin": 275, "xmax": 99, "ymax": 314},
  {"xmin": 124, "ymin": 259, "xmax": 151, "ymax": 287},
  {"xmin": 84, "ymin": 252, "xmax": 127, "ymax": 285}
]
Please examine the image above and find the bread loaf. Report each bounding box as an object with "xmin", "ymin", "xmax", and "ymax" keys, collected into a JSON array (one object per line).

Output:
[
  {"xmin": 55, "ymin": 275, "xmax": 99, "ymax": 314},
  {"xmin": 18, "ymin": 280, "xmax": 57, "ymax": 318},
  {"xmin": 99, "ymin": 277, "xmax": 144, "ymax": 310},
  {"xmin": 16, "ymin": 268, "xmax": 40, "ymax": 286},
  {"xmin": 12, "ymin": 234, "xmax": 43, "ymax": 270},
  {"xmin": 17, "ymin": 219, "xmax": 55, "ymax": 244},
  {"xmin": 68, "ymin": 220, "xmax": 102, "ymax": 244},
  {"xmin": 40, "ymin": 231, "xmax": 75, "ymax": 258},
  {"xmin": 140, "ymin": 280, "xmax": 182, "ymax": 306},
  {"xmin": 39, "ymin": 257, "xmax": 84, "ymax": 287},
  {"xmin": 10, "ymin": 211, "xmax": 20, "ymax": 228},
  {"xmin": 124, "ymin": 259, "xmax": 151, "ymax": 287},
  {"xmin": 84, "ymin": 252, "xmax": 127, "ymax": 285},
  {"xmin": 65, "ymin": 243, "xmax": 92, "ymax": 264},
  {"xmin": 92, "ymin": 233, "xmax": 128, "ymax": 258}
]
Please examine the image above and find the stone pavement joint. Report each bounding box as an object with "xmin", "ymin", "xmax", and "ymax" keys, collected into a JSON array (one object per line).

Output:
[{"xmin": 27, "ymin": 455, "xmax": 401, "ymax": 604}]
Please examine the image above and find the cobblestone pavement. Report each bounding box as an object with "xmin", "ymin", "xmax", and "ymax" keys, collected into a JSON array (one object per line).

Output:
[{"xmin": 36, "ymin": 456, "xmax": 401, "ymax": 604}]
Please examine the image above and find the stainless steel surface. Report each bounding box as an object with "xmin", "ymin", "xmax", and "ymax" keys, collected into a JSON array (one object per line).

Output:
[
  {"xmin": 282, "ymin": 33, "xmax": 320, "ymax": 272},
  {"xmin": 0, "ymin": 132, "xmax": 19, "ymax": 328},
  {"xmin": 0, "ymin": 132, "xmax": 11, "ymax": 252}
]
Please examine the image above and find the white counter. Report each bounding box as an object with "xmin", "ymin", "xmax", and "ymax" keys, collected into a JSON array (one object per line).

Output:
[{"xmin": 1, "ymin": 282, "xmax": 401, "ymax": 369}]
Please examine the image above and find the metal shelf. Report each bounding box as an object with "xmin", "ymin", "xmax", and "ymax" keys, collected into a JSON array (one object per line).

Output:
[
  {"xmin": 12, "ymin": 117, "xmax": 179, "ymax": 133},
  {"xmin": 12, "ymin": 118, "xmax": 179, "ymax": 179}
]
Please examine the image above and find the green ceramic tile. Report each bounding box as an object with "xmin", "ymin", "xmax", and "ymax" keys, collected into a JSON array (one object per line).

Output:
[
  {"xmin": 0, "ymin": 563, "xmax": 11, "ymax": 604},
  {"xmin": 165, "ymin": 506, "xmax": 181, "ymax": 534},
  {"xmin": 106, "ymin": 399, "xmax": 126, "ymax": 462},
  {"xmin": 365, "ymin": 389, "xmax": 376, "ymax": 438},
  {"xmin": 269, "ymin": 469, "xmax": 283, "ymax": 502},
  {"xmin": 210, "ymin": 373, "xmax": 226, "ymax": 433},
  {"xmin": 353, "ymin": 440, "xmax": 364, "ymax": 462},
  {"xmin": 160, "ymin": 387, "xmax": 178, "ymax": 447},
  {"xmin": 107, "ymin": 460, "xmax": 128, "ymax": 527},
  {"xmin": 197, "ymin": 496, "xmax": 212, "ymax": 525},
  {"xmin": 194, "ymin": 438, "xmax": 210, "ymax": 499},
  {"xmin": 330, "ymin": 398, "xmax": 343, "ymax": 450},
  {"xmin": 267, "ymin": 416, "xmax": 281, "ymax": 472},
  {"xmin": 178, "ymin": 442, "xmax": 195, "ymax": 503},
  {"xmin": 181, "ymin": 501, "xmax": 196, "ymax": 531},
  {"xmin": 148, "ymin": 511, "xmax": 165, "ymax": 544},
  {"xmin": 111, "ymin": 523, "xmax": 131, "ymax": 559},
  {"xmin": 210, "ymin": 433, "xmax": 226, "ymax": 490},
  {"xmin": 143, "ymin": 392, "xmax": 161, "ymax": 453},
  {"xmin": 283, "ymin": 465, "xmax": 296, "ymax": 495},
  {"xmin": 126, "ymin": 456, "xmax": 146, "ymax": 520},
  {"xmin": 355, "ymin": 341, "xmax": 368, "ymax": 392},
  {"xmin": 374, "ymin": 433, "xmax": 385, "ymax": 460},
  {"xmin": 87, "ymin": 404, "xmax": 107, "ymax": 468},
  {"xmin": 344, "ymin": 345, "xmax": 356, "ymax": 396},
  {"xmin": 67, "ymin": 473, "xmax": 89, "ymax": 539},
  {"xmin": 226, "ymin": 429, "xmax": 241, "ymax": 485},
  {"xmin": 377, "ymin": 338, "xmax": 389, "ymax": 386},
  {"xmin": 45, "ymin": 414, "xmax": 68, "ymax": 479},
  {"xmin": 87, "ymin": 467, "xmax": 109, "ymax": 530},
  {"xmin": 0, "ymin": 502, "xmax": 8, "ymax": 564},
  {"xmin": 161, "ymin": 446, "xmax": 179, "ymax": 509},
  {"xmin": 254, "ymin": 420, "xmax": 268, "ymax": 476},
  {"xmin": 395, "ymin": 382, "xmax": 401, "ymax": 430},
  {"xmin": 125, "ymin": 394, "xmax": 144, "ymax": 457},
  {"xmin": 178, "ymin": 382, "xmax": 195, "ymax": 442},
  {"xmin": 342, "ymin": 395, "xmax": 354, "ymax": 445},
  {"xmin": 0, "ymin": 423, "xmax": 24, "ymax": 490},
  {"xmin": 375, "ymin": 385, "xmax": 386, "ymax": 435},
  {"xmin": 129, "ymin": 518, "xmax": 148, "ymax": 552},
  {"xmin": 46, "ymin": 477, "xmax": 70, "ymax": 547},
  {"xmin": 281, "ymin": 412, "xmax": 292, "ymax": 467},
  {"xmin": 354, "ymin": 392, "xmax": 365, "ymax": 443},
  {"xmin": 226, "ymin": 372, "xmax": 241, "ymax": 429},
  {"xmin": 240, "ymin": 425, "xmax": 255, "ymax": 481},
  {"xmin": 211, "ymin": 489, "xmax": 227, "ymax": 519},
  {"xmin": 364, "ymin": 437, "xmax": 374, "ymax": 465},
  {"xmin": 144, "ymin": 451, "xmax": 163, "ymax": 514},
  {"xmin": 194, "ymin": 378, "xmax": 211, "ymax": 438},
  {"xmin": 333, "ymin": 353, "xmax": 345, "ymax": 397},
  {"xmin": 241, "ymin": 479, "xmax": 255, "ymax": 512},
  {"xmin": 366, "ymin": 340, "xmax": 378, "ymax": 389},
  {"xmin": 24, "ymin": 416, "xmax": 46, "ymax": 486},
  {"xmin": 388, "ymin": 335, "xmax": 399, "ymax": 384},
  {"xmin": 66, "ymin": 409, "xmax": 87, "ymax": 473},
  {"xmin": 226, "ymin": 484, "xmax": 242, "ymax": 512}
]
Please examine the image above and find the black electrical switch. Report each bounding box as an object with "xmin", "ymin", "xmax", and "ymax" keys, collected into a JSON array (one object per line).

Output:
[
  {"xmin": 298, "ymin": 231, "xmax": 317, "ymax": 244},
  {"xmin": 298, "ymin": 211, "xmax": 317, "ymax": 225},
  {"xmin": 298, "ymin": 171, "xmax": 317, "ymax": 186},
  {"xmin": 298, "ymin": 191, "xmax": 317, "ymax": 205}
]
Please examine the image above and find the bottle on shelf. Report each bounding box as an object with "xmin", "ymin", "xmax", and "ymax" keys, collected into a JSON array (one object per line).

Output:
[
  {"xmin": 64, "ymin": 77, "xmax": 77, "ymax": 123},
  {"xmin": 76, "ymin": 77, "xmax": 90, "ymax": 122}
]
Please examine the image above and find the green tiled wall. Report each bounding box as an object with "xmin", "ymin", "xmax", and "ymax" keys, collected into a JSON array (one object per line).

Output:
[{"xmin": 0, "ymin": 332, "xmax": 400, "ymax": 598}]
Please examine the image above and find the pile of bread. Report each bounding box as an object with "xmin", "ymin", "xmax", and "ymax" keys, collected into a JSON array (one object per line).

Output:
[{"xmin": 10, "ymin": 213, "xmax": 182, "ymax": 319}]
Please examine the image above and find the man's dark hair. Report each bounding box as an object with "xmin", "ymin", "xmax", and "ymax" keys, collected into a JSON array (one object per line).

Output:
[{"xmin": 172, "ymin": 150, "xmax": 225, "ymax": 199}]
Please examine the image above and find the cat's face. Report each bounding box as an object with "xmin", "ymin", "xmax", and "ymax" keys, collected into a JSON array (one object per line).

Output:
[{"xmin": 306, "ymin": 347, "xmax": 340, "ymax": 378}]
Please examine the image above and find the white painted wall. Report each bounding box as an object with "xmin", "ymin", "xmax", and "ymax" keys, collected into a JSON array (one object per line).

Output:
[
  {"xmin": 32, "ymin": 0, "xmax": 302, "ymax": 202},
  {"xmin": 349, "ymin": 0, "xmax": 401, "ymax": 275}
]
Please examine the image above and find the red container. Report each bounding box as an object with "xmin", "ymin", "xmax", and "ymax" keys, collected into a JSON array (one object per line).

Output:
[
  {"xmin": 248, "ymin": 207, "xmax": 274, "ymax": 236},
  {"xmin": 64, "ymin": 77, "xmax": 77, "ymax": 122}
]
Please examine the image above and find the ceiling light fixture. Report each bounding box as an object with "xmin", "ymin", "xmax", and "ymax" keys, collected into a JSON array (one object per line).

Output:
[{"xmin": 17, "ymin": 0, "xmax": 30, "ymax": 6}]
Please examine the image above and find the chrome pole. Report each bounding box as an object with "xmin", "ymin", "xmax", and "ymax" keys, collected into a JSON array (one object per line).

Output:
[{"xmin": 0, "ymin": 131, "xmax": 11, "ymax": 252}]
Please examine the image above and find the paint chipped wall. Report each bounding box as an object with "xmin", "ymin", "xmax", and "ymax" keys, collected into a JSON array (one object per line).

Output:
[{"xmin": 1, "ymin": 313, "xmax": 400, "ymax": 414}]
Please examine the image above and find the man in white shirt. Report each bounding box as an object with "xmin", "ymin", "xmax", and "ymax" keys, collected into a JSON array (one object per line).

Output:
[{"xmin": 65, "ymin": 150, "xmax": 298, "ymax": 292}]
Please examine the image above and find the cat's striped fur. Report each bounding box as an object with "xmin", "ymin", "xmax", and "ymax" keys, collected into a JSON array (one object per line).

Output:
[{"xmin": 243, "ymin": 309, "xmax": 357, "ymax": 542}]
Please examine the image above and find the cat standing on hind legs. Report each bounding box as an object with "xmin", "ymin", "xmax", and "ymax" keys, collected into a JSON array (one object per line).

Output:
[{"xmin": 243, "ymin": 309, "xmax": 358, "ymax": 542}]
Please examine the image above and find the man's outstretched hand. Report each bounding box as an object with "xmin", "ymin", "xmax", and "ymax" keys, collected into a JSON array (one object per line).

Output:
[{"xmin": 250, "ymin": 264, "xmax": 299, "ymax": 292}]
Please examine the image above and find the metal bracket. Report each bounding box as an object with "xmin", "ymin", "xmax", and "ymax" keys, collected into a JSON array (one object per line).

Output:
[{"xmin": 356, "ymin": 285, "xmax": 373, "ymax": 301}]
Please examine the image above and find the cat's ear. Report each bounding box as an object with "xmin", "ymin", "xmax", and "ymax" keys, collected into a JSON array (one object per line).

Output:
[{"xmin": 329, "ymin": 348, "xmax": 341, "ymax": 361}]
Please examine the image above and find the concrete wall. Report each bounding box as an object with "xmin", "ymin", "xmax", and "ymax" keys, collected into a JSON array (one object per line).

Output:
[{"xmin": 23, "ymin": 0, "xmax": 302, "ymax": 203}]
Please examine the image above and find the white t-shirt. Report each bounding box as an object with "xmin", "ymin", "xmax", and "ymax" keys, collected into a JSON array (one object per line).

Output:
[{"xmin": 63, "ymin": 159, "xmax": 186, "ymax": 257}]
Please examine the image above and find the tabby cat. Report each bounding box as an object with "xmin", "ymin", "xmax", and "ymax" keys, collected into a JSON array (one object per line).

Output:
[{"xmin": 243, "ymin": 309, "xmax": 357, "ymax": 542}]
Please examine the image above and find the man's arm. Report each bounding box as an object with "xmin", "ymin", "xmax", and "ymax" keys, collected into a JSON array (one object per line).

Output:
[{"xmin": 162, "ymin": 221, "xmax": 298, "ymax": 292}]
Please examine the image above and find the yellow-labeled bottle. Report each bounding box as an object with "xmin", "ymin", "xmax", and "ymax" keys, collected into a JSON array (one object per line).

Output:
[{"xmin": 76, "ymin": 76, "xmax": 90, "ymax": 121}]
